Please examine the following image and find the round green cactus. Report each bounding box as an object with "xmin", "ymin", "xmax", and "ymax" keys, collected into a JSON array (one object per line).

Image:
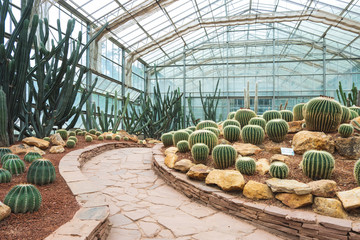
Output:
[
  {"xmin": 223, "ymin": 125, "xmax": 241, "ymax": 142},
  {"xmin": 235, "ymin": 157, "xmax": 256, "ymax": 175},
  {"xmin": 3, "ymin": 158, "xmax": 25, "ymax": 175},
  {"xmin": 203, "ymin": 127, "xmax": 220, "ymax": 137},
  {"xmin": 95, "ymin": 131, "xmax": 102, "ymax": 136},
  {"xmin": 24, "ymin": 152, "xmax": 42, "ymax": 163},
  {"xmin": 338, "ymin": 124, "xmax": 354, "ymax": 138},
  {"xmin": 191, "ymin": 143, "xmax": 209, "ymax": 163},
  {"xmin": 269, "ymin": 162, "xmax": 289, "ymax": 179},
  {"xmin": 248, "ymin": 117, "xmax": 266, "ymax": 130},
  {"xmin": 0, "ymin": 148, "xmax": 12, "ymax": 159},
  {"xmin": 123, "ymin": 136, "xmax": 129, "ymax": 141},
  {"xmin": 187, "ymin": 126, "xmax": 196, "ymax": 132},
  {"xmin": 27, "ymin": 159, "xmax": 56, "ymax": 185},
  {"xmin": 305, "ymin": 97, "xmax": 342, "ymax": 133},
  {"xmin": 280, "ymin": 110, "xmax": 294, "ymax": 122},
  {"xmin": 293, "ymin": 103, "xmax": 305, "ymax": 121},
  {"xmin": 114, "ymin": 135, "xmax": 121, "ymax": 141},
  {"xmin": 43, "ymin": 137, "xmax": 50, "ymax": 142},
  {"xmin": 76, "ymin": 130, "xmax": 83, "ymax": 136},
  {"xmin": 1, "ymin": 153, "xmax": 20, "ymax": 165},
  {"xmin": 349, "ymin": 106, "xmax": 360, "ymax": 116},
  {"xmin": 173, "ymin": 130, "xmax": 190, "ymax": 146},
  {"xmin": 341, "ymin": 106, "xmax": 350, "ymax": 123},
  {"xmin": 68, "ymin": 131, "xmax": 76, "ymax": 137},
  {"xmin": 222, "ymin": 119, "xmax": 241, "ymax": 128},
  {"xmin": 241, "ymin": 125, "xmax": 265, "ymax": 145},
  {"xmin": 0, "ymin": 168, "xmax": 11, "ymax": 183},
  {"xmin": 75, "ymin": 129, "xmax": 82, "ymax": 134},
  {"xmin": 68, "ymin": 136, "xmax": 78, "ymax": 143},
  {"xmin": 89, "ymin": 129, "xmax": 97, "ymax": 135},
  {"xmin": 177, "ymin": 140, "xmax": 190, "ymax": 153},
  {"xmin": 301, "ymin": 150, "xmax": 335, "ymax": 180},
  {"xmin": 234, "ymin": 109, "xmax": 256, "ymax": 127},
  {"xmin": 263, "ymin": 110, "xmax": 282, "ymax": 122},
  {"xmin": 227, "ymin": 111, "xmax": 236, "ymax": 119},
  {"xmin": 196, "ymin": 120, "xmax": 218, "ymax": 130},
  {"xmin": 302, "ymin": 103, "xmax": 308, "ymax": 119},
  {"xmin": 4, "ymin": 184, "xmax": 42, "ymax": 213},
  {"xmin": 98, "ymin": 136, "xmax": 104, "ymax": 141},
  {"xmin": 189, "ymin": 130, "xmax": 218, "ymax": 152},
  {"xmin": 265, "ymin": 119, "xmax": 289, "ymax": 142},
  {"xmin": 85, "ymin": 135, "xmax": 93, "ymax": 142},
  {"xmin": 161, "ymin": 133, "xmax": 174, "ymax": 147},
  {"xmin": 212, "ymin": 144, "xmax": 237, "ymax": 169},
  {"xmin": 105, "ymin": 135, "xmax": 112, "ymax": 140},
  {"xmin": 354, "ymin": 159, "xmax": 360, "ymax": 186},
  {"xmin": 185, "ymin": 129, "xmax": 193, "ymax": 135},
  {"xmin": 350, "ymin": 110, "xmax": 359, "ymax": 120},
  {"xmin": 66, "ymin": 139, "xmax": 76, "ymax": 148},
  {"xmin": 56, "ymin": 129, "xmax": 68, "ymax": 140}
]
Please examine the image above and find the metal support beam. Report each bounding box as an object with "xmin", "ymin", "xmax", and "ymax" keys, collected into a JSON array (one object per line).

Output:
[
  {"xmin": 86, "ymin": 24, "xmax": 92, "ymax": 125},
  {"xmin": 144, "ymin": 66, "xmax": 149, "ymax": 101},
  {"xmin": 121, "ymin": 47, "xmax": 126, "ymax": 128},
  {"xmin": 183, "ymin": 49, "xmax": 186, "ymax": 128},
  {"xmin": 323, "ymin": 39, "xmax": 327, "ymax": 95},
  {"xmin": 272, "ymin": 25, "xmax": 276, "ymax": 109}
]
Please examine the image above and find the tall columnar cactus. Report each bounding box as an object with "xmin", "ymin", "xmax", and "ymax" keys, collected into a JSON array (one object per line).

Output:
[
  {"xmin": 222, "ymin": 119, "xmax": 241, "ymax": 128},
  {"xmin": 161, "ymin": 133, "xmax": 174, "ymax": 147},
  {"xmin": 235, "ymin": 157, "xmax": 256, "ymax": 175},
  {"xmin": 234, "ymin": 109, "xmax": 256, "ymax": 127},
  {"xmin": 338, "ymin": 124, "xmax": 354, "ymax": 138},
  {"xmin": 249, "ymin": 117, "xmax": 266, "ymax": 130},
  {"xmin": 203, "ymin": 127, "xmax": 220, "ymax": 137},
  {"xmin": 0, "ymin": 88, "xmax": 9, "ymax": 146},
  {"xmin": 3, "ymin": 158, "xmax": 25, "ymax": 175},
  {"xmin": 0, "ymin": 168, "xmax": 11, "ymax": 183},
  {"xmin": 189, "ymin": 130, "xmax": 218, "ymax": 152},
  {"xmin": 191, "ymin": 143, "xmax": 209, "ymax": 163},
  {"xmin": 196, "ymin": 120, "xmax": 218, "ymax": 130},
  {"xmin": 199, "ymin": 79, "xmax": 221, "ymax": 121},
  {"xmin": 280, "ymin": 110, "xmax": 294, "ymax": 122},
  {"xmin": 293, "ymin": 103, "xmax": 305, "ymax": 121},
  {"xmin": 269, "ymin": 162, "xmax": 289, "ymax": 179},
  {"xmin": 354, "ymin": 159, "xmax": 360, "ymax": 186},
  {"xmin": 254, "ymin": 82, "xmax": 259, "ymax": 114},
  {"xmin": 173, "ymin": 130, "xmax": 190, "ymax": 146},
  {"xmin": 27, "ymin": 159, "xmax": 56, "ymax": 185},
  {"xmin": 223, "ymin": 125, "xmax": 241, "ymax": 142},
  {"xmin": 56, "ymin": 129, "xmax": 68, "ymax": 141},
  {"xmin": 227, "ymin": 112, "xmax": 236, "ymax": 119},
  {"xmin": 305, "ymin": 97, "xmax": 342, "ymax": 133},
  {"xmin": 263, "ymin": 110, "xmax": 282, "ymax": 122},
  {"xmin": 177, "ymin": 140, "xmax": 190, "ymax": 153},
  {"xmin": 336, "ymin": 81, "xmax": 358, "ymax": 107},
  {"xmin": 24, "ymin": 152, "xmax": 42, "ymax": 163},
  {"xmin": 0, "ymin": 148, "xmax": 12, "ymax": 159},
  {"xmin": 241, "ymin": 125, "xmax": 265, "ymax": 145},
  {"xmin": 212, "ymin": 145, "xmax": 237, "ymax": 169},
  {"xmin": 301, "ymin": 150, "xmax": 335, "ymax": 180},
  {"xmin": 4, "ymin": 184, "xmax": 42, "ymax": 213},
  {"xmin": 341, "ymin": 106, "xmax": 351, "ymax": 123},
  {"xmin": 1, "ymin": 153, "xmax": 20, "ymax": 165},
  {"xmin": 266, "ymin": 119, "xmax": 289, "ymax": 143},
  {"xmin": 350, "ymin": 106, "xmax": 360, "ymax": 116},
  {"xmin": 350, "ymin": 110, "xmax": 359, "ymax": 120}
]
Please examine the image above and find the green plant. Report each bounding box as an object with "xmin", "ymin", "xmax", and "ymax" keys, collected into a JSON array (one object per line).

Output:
[
  {"xmin": 3, "ymin": 158, "xmax": 25, "ymax": 175},
  {"xmin": 234, "ymin": 109, "xmax": 256, "ymax": 127},
  {"xmin": 266, "ymin": 119, "xmax": 289, "ymax": 142},
  {"xmin": 43, "ymin": 137, "xmax": 50, "ymax": 141},
  {"xmin": 269, "ymin": 162, "xmax": 289, "ymax": 179},
  {"xmin": 196, "ymin": 120, "xmax": 218, "ymax": 130},
  {"xmin": 350, "ymin": 110, "xmax": 359, "ymax": 120},
  {"xmin": 199, "ymin": 79, "xmax": 221, "ymax": 121},
  {"xmin": 248, "ymin": 117, "xmax": 266, "ymax": 130},
  {"xmin": 187, "ymin": 126, "xmax": 196, "ymax": 132},
  {"xmin": 293, "ymin": 103, "xmax": 305, "ymax": 121},
  {"xmin": 302, "ymin": 103, "xmax": 308, "ymax": 119},
  {"xmin": 341, "ymin": 106, "xmax": 350, "ymax": 123},
  {"xmin": 161, "ymin": 133, "xmax": 174, "ymax": 147},
  {"xmin": 68, "ymin": 136, "xmax": 78, "ymax": 143},
  {"xmin": 95, "ymin": 131, "xmax": 101, "ymax": 136},
  {"xmin": 177, "ymin": 140, "xmax": 190, "ymax": 153},
  {"xmin": 263, "ymin": 110, "xmax": 282, "ymax": 122},
  {"xmin": 56, "ymin": 129, "xmax": 68, "ymax": 140},
  {"xmin": 89, "ymin": 129, "xmax": 97, "ymax": 135},
  {"xmin": 27, "ymin": 159, "xmax": 56, "ymax": 185},
  {"xmin": 1, "ymin": 153, "xmax": 20, "ymax": 165},
  {"xmin": 338, "ymin": 124, "xmax": 354, "ymax": 138},
  {"xmin": 227, "ymin": 112, "xmax": 236, "ymax": 119},
  {"xmin": 189, "ymin": 130, "xmax": 218, "ymax": 152},
  {"xmin": 24, "ymin": 152, "xmax": 41, "ymax": 163},
  {"xmin": 98, "ymin": 136, "xmax": 104, "ymax": 141},
  {"xmin": 305, "ymin": 97, "xmax": 342, "ymax": 133},
  {"xmin": 4, "ymin": 184, "xmax": 41, "ymax": 213},
  {"xmin": 301, "ymin": 150, "xmax": 335, "ymax": 180},
  {"xmin": 66, "ymin": 139, "xmax": 76, "ymax": 148},
  {"xmin": 68, "ymin": 131, "xmax": 76, "ymax": 137},
  {"xmin": 0, "ymin": 148, "xmax": 11, "ymax": 159},
  {"xmin": 223, "ymin": 125, "xmax": 241, "ymax": 142},
  {"xmin": 212, "ymin": 144, "xmax": 237, "ymax": 169},
  {"xmin": 336, "ymin": 81, "xmax": 358, "ymax": 107},
  {"xmin": 185, "ymin": 129, "xmax": 193, "ymax": 135},
  {"xmin": 173, "ymin": 130, "xmax": 190, "ymax": 146},
  {"xmin": 114, "ymin": 135, "xmax": 121, "ymax": 141},
  {"xmin": 0, "ymin": 168, "xmax": 11, "ymax": 183},
  {"xmin": 0, "ymin": 88, "xmax": 8, "ymax": 146},
  {"xmin": 354, "ymin": 159, "xmax": 360, "ymax": 186},
  {"xmin": 105, "ymin": 135, "xmax": 112, "ymax": 140},
  {"xmin": 235, "ymin": 157, "xmax": 256, "ymax": 175},
  {"xmin": 350, "ymin": 106, "xmax": 360, "ymax": 116},
  {"xmin": 203, "ymin": 127, "xmax": 220, "ymax": 137},
  {"xmin": 123, "ymin": 136, "xmax": 129, "ymax": 141},
  {"xmin": 222, "ymin": 119, "xmax": 241, "ymax": 128},
  {"xmin": 241, "ymin": 125, "xmax": 265, "ymax": 145},
  {"xmin": 191, "ymin": 143, "xmax": 209, "ymax": 163},
  {"xmin": 76, "ymin": 131, "xmax": 83, "ymax": 136},
  {"xmin": 85, "ymin": 136, "xmax": 93, "ymax": 142},
  {"xmin": 280, "ymin": 110, "xmax": 294, "ymax": 122}
]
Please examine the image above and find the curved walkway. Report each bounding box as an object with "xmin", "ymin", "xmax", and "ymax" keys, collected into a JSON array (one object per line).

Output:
[{"xmin": 81, "ymin": 147, "xmax": 282, "ymax": 240}]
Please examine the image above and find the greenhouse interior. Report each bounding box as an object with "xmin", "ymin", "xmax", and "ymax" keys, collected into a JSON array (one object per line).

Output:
[{"xmin": 1, "ymin": 0, "xmax": 360, "ymax": 239}]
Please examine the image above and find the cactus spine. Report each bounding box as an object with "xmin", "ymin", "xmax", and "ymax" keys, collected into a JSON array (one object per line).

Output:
[
  {"xmin": 3, "ymin": 158, "xmax": 25, "ymax": 175},
  {"xmin": 191, "ymin": 143, "xmax": 209, "ymax": 163},
  {"xmin": 4, "ymin": 184, "xmax": 42, "ymax": 213},
  {"xmin": 234, "ymin": 109, "xmax": 256, "ymax": 127},
  {"xmin": 280, "ymin": 110, "xmax": 294, "ymax": 122},
  {"xmin": 161, "ymin": 133, "xmax": 174, "ymax": 147},
  {"xmin": 354, "ymin": 159, "xmax": 360, "ymax": 186},
  {"xmin": 189, "ymin": 130, "xmax": 218, "ymax": 151},
  {"xmin": 341, "ymin": 106, "xmax": 350, "ymax": 123},
  {"xmin": 0, "ymin": 168, "xmax": 11, "ymax": 183},
  {"xmin": 223, "ymin": 125, "xmax": 241, "ymax": 142},
  {"xmin": 269, "ymin": 162, "xmax": 289, "ymax": 179},
  {"xmin": 212, "ymin": 145, "xmax": 237, "ymax": 169},
  {"xmin": 263, "ymin": 110, "xmax": 282, "ymax": 122},
  {"xmin": 222, "ymin": 119, "xmax": 241, "ymax": 128},
  {"xmin": 249, "ymin": 117, "xmax": 266, "ymax": 130},
  {"xmin": 293, "ymin": 103, "xmax": 305, "ymax": 121},
  {"xmin": 338, "ymin": 124, "xmax": 354, "ymax": 138},
  {"xmin": 66, "ymin": 139, "xmax": 76, "ymax": 148},
  {"xmin": 173, "ymin": 130, "xmax": 190, "ymax": 146},
  {"xmin": 301, "ymin": 150, "xmax": 335, "ymax": 180},
  {"xmin": 235, "ymin": 157, "xmax": 256, "ymax": 175},
  {"xmin": 0, "ymin": 88, "xmax": 9, "ymax": 146},
  {"xmin": 241, "ymin": 125, "xmax": 265, "ymax": 145},
  {"xmin": 1, "ymin": 154, "xmax": 20, "ymax": 165},
  {"xmin": 177, "ymin": 140, "xmax": 190, "ymax": 153},
  {"xmin": 266, "ymin": 119, "xmax": 289, "ymax": 142},
  {"xmin": 27, "ymin": 159, "xmax": 56, "ymax": 185},
  {"xmin": 196, "ymin": 120, "xmax": 218, "ymax": 130}
]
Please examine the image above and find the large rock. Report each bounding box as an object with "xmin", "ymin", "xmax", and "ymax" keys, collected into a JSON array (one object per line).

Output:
[
  {"xmin": 307, "ymin": 180, "xmax": 337, "ymax": 197},
  {"xmin": 0, "ymin": 201, "xmax": 11, "ymax": 221},
  {"xmin": 335, "ymin": 137, "xmax": 360, "ymax": 159},
  {"xmin": 129, "ymin": 135, "xmax": 139, "ymax": 143},
  {"xmin": 29, "ymin": 146, "xmax": 45, "ymax": 155},
  {"xmin": 336, "ymin": 187, "xmax": 360, "ymax": 210},
  {"xmin": 256, "ymin": 158, "xmax": 270, "ymax": 175},
  {"xmin": 164, "ymin": 154, "xmax": 178, "ymax": 169},
  {"xmin": 243, "ymin": 180, "xmax": 273, "ymax": 200},
  {"xmin": 270, "ymin": 154, "xmax": 289, "ymax": 163},
  {"xmin": 288, "ymin": 121, "xmax": 304, "ymax": 133},
  {"xmin": 50, "ymin": 133, "xmax": 66, "ymax": 146},
  {"xmin": 312, "ymin": 197, "xmax": 347, "ymax": 219},
  {"xmin": 186, "ymin": 164, "xmax": 213, "ymax": 181},
  {"xmin": 292, "ymin": 131, "xmax": 335, "ymax": 154},
  {"xmin": 351, "ymin": 116, "xmax": 360, "ymax": 126},
  {"xmin": 205, "ymin": 170, "xmax": 245, "ymax": 191},
  {"xmin": 264, "ymin": 142, "xmax": 287, "ymax": 154},
  {"xmin": 173, "ymin": 159, "xmax": 195, "ymax": 173},
  {"xmin": 9, "ymin": 144, "xmax": 45, "ymax": 155},
  {"xmin": 22, "ymin": 137, "xmax": 50, "ymax": 150},
  {"xmin": 165, "ymin": 147, "xmax": 178, "ymax": 155},
  {"xmin": 49, "ymin": 145, "xmax": 65, "ymax": 154},
  {"xmin": 276, "ymin": 193, "xmax": 313, "ymax": 209},
  {"xmin": 233, "ymin": 143, "xmax": 262, "ymax": 156},
  {"xmin": 266, "ymin": 178, "xmax": 311, "ymax": 195}
]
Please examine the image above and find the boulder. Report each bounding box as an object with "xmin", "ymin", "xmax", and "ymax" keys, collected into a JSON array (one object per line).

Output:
[
  {"xmin": 173, "ymin": 159, "xmax": 195, "ymax": 173},
  {"xmin": 270, "ymin": 154, "xmax": 289, "ymax": 163},
  {"xmin": 9, "ymin": 143, "xmax": 30, "ymax": 154},
  {"xmin": 50, "ymin": 133, "xmax": 66, "ymax": 146},
  {"xmin": 49, "ymin": 145, "xmax": 65, "ymax": 154},
  {"xmin": 276, "ymin": 193, "xmax": 313, "ymax": 209},
  {"xmin": 233, "ymin": 143, "xmax": 262, "ymax": 156},
  {"xmin": 164, "ymin": 154, "xmax": 178, "ymax": 169},
  {"xmin": 336, "ymin": 187, "xmax": 360, "ymax": 210},
  {"xmin": 351, "ymin": 116, "xmax": 360, "ymax": 126},
  {"xmin": 205, "ymin": 170, "xmax": 245, "ymax": 191},
  {"xmin": 266, "ymin": 178, "xmax": 311, "ymax": 195},
  {"xmin": 265, "ymin": 142, "xmax": 287, "ymax": 154},
  {"xmin": 0, "ymin": 202, "xmax": 11, "ymax": 221},
  {"xmin": 312, "ymin": 197, "xmax": 347, "ymax": 219},
  {"xmin": 29, "ymin": 146, "xmax": 45, "ymax": 155},
  {"xmin": 22, "ymin": 137, "xmax": 50, "ymax": 150},
  {"xmin": 288, "ymin": 120, "xmax": 304, "ymax": 133},
  {"xmin": 147, "ymin": 139, "xmax": 162, "ymax": 144},
  {"xmin": 186, "ymin": 164, "xmax": 213, "ymax": 181},
  {"xmin": 256, "ymin": 158, "xmax": 270, "ymax": 175},
  {"xmin": 307, "ymin": 180, "xmax": 337, "ymax": 197},
  {"xmin": 243, "ymin": 180, "xmax": 273, "ymax": 200},
  {"xmin": 335, "ymin": 137, "xmax": 360, "ymax": 159},
  {"xmin": 129, "ymin": 135, "xmax": 139, "ymax": 143},
  {"xmin": 292, "ymin": 131, "xmax": 335, "ymax": 154},
  {"xmin": 218, "ymin": 139, "xmax": 231, "ymax": 145},
  {"xmin": 165, "ymin": 147, "xmax": 178, "ymax": 155}
]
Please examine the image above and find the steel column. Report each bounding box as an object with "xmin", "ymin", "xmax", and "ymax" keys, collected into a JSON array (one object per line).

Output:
[
  {"xmin": 183, "ymin": 49, "xmax": 186, "ymax": 128},
  {"xmin": 86, "ymin": 24, "xmax": 92, "ymax": 125},
  {"xmin": 272, "ymin": 25, "xmax": 276, "ymax": 109},
  {"xmin": 322, "ymin": 39, "xmax": 327, "ymax": 95}
]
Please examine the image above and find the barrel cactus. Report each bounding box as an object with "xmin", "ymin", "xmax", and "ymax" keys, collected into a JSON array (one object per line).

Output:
[
  {"xmin": 4, "ymin": 184, "xmax": 42, "ymax": 213},
  {"xmin": 248, "ymin": 117, "xmax": 266, "ymax": 130},
  {"xmin": 114, "ymin": 135, "xmax": 121, "ymax": 141},
  {"xmin": 43, "ymin": 137, "xmax": 50, "ymax": 141},
  {"xmin": 293, "ymin": 103, "xmax": 305, "ymax": 121},
  {"xmin": 24, "ymin": 152, "xmax": 42, "ymax": 163},
  {"xmin": 0, "ymin": 148, "xmax": 12, "ymax": 159},
  {"xmin": 241, "ymin": 125, "xmax": 265, "ymax": 145},
  {"xmin": 302, "ymin": 103, "xmax": 308, "ymax": 119},
  {"xmin": 105, "ymin": 135, "xmax": 112, "ymax": 140},
  {"xmin": 280, "ymin": 110, "xmax": 294, "ymax": 122},
  {"xmin": 3, "ymin": 158, "xmax": 25, "ymax": 175},
  {"xmin": 223, "ymin": 125, "xmax": 241, "ymax": 142},
  {"xmin": 338, "ymin": 124, "xmax": 354, "ymax": 138},
  {"xmin": 341, "ymin": 106, "xmax": 350, "ymax": 123},
  {"xmin": 189, "ymin": 130, "xmax": 218, "ymax": 151},
  {"xmin": 266, "ymin": 119, "xmax": 289, "ymax": 142},
  {"xmin": 196, "ymin": 120, "xmax": 218, "ymax": 130},
  {"xmin": 177, "ymin": 140, "xmax": 190, "ymax": 153},
  {"xmin": 0, "ymin": 168, "xmax": 11, "ymax": 183},
  {"xmin": 161, "ymin": 133, "xmax": 174, "ymax": 147},
  {"xmin": 68, "ymin": 136, "xmax": 78, "ymax": 143},
  {"xmin": 2, "ymin": 153, "xmax": 20, "ymax": 165},
  {"xmin": 235, "ymin": 157, "xmax": 256, "ymax": 175},
  {"xmin": 269, "ymin": 162, "xmax": 289, "ymax": 179},
  {"xmin": 66, "ymin": 139, "xmax": 76, "ymax": 148},
  {"xmin": 173, "ymin": 130, "xmax": 190, "ymax": 146},
  {"xmin": 68, "ymin": 131, "xmax": 76, "ymax": 137},
  {"xmin": 263, "ymin": 110, "xmax": 282, "ymax": 122},
  {"xmin": 185, "ymin": 129, "xmax": 193, "ymax": 135},
  {"xmin": 212, "ymin": 144, "xmax": 237, "ymax": 169},
  {"xmin": 350, "ymin": 106, "xmax": 360, "ymax": 116},
  {"xmin": 27, "ymin": 159, "xmax": 56, "ymax": 185},
  {"xmin": 56, "ymin": 129, "xmax": 68, "ymax": 140},
  {"xmin": 203, "ymin": 127, "xmax": 220, "ymax": 137},
  {"xmin": 191, "ymin": 143, "xmax": 209, "ymax": 163},
  {"xmin": 89, "ymin": 129, "xmax": 97, "ymax": 134},
  {"xmin": 95, "ymin": 131, "xmax": 102, "ymax": 136},
  {"xmin": 354, "ymin": 159, "xmax": 360, "ymax": 186},
  {"xmin": 222, "ymin": 119, "xmax": 241, "ymax": 129},
  {"xmin": 187, "ymin": 126, "xmax": 196, "ymax": 132},
  {"xmin": 304, "ymin": 97, "xmax": 342, "ymax": 133},
  {"xmin": 98, "ymin": 136, "xmax": 104, "ymax": 141},
  {"xmin": 234, "ymin": 109, "xmax": 256, "ymax": 127},
  {"xmin": 350, "ymin": 110, "xmax": 359, "ymax": 120},
  {"xmin": 123, "ymin": 136, "xmax": 129, "ymax": 141},
  {"xmin": 227, "ymin": 111, "xmax": 236, "ymax": 119},
  {"xmin": 85, "ymin": 135, "xmax": 93, "ymax": 142},
  {"xmin": 301, "ymin": 150, "xmax": 335, "ymax": 180}
]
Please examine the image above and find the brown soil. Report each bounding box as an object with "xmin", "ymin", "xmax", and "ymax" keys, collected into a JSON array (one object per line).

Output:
[{"xmin": 0, "ymin": 136, "xmax": 152, "ymax": 240}]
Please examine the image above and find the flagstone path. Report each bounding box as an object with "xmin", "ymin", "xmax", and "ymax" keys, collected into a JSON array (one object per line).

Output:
[{"xmin": 81, "ymin": 148, "xmax": 283, "ymax": 240}]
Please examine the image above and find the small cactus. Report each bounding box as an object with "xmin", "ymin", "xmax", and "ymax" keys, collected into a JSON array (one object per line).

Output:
[
  {"xmin": 66, "ymin": 139, "xmax": 76, "ymax": 148},
  {"xmin": 223, "ymin": 125, "xmax": 241, "ymax": 142},
  {"xmin": 1, "ymin": 153, "xmax": 20, "ymax": 165},
  {"xmin": 0, "ymin": 168, "xmax": 11, "ymax": 183},
  {"xmin": 222, "ymin": 119, "xmax": 241, "ymax": 128},
  {"xmin": 248, "ymin": 117, "xmax": 266, "ymax": 130},
  {"xmin": 173, "ymin": 130, "xmax": 190, "ymax": 146},
  {"xmin": 227, "ymin": 111, "xmax": 236, "ymax": 119},
  {"xmin": 177, "ymin": 140, "xmax": 190, "ymax": 153},
  {"xmin": 89, "ymin": 129, "xmax": 97, "ymax": 134},
  {"xmin": 269, "ymin": 162, "xmax": 289, "ymax": 179},
  {"xmin": 98, "ymin": 136, "xmax": 104, "ymax": 141},
  {"xmin": 68, "ymin": 136, "xmax": 78, "ymax": 143},
  {"xmin": 354, "ymin": 159, "xmax": 360, "ymax": 186},
  {"xmin": 68, "ymin": 131, "xmax": 76, "ymax": 137},
  {"xmin": 293, "ymin": 103, "xmax": 305, "ymax": 121},
  {"xmin": 349, "ymin": 106, "xmax": 360, "ymax": 116},
  {"xmin": 43, "ymin": 137, "xmax": 50, "ymax": 142},
  {"xmin": 301, "ymin": 150, "xmax": 335, "ymax": 180},
  {"xmin": 0, "ymin": 148, "xmax": 12, "ymax": 159},
  {"xmin": 241, "ymin": 125, "xmax": 265, "ymax": 145},
  {"xmin": 196, "ymin": 120, "xmax": 218, "ymax": 130},
  {"xmin": 56, "ymin": 129, "xmax": 68, "ymax": 140},
  {"xmin": 266, "ymin": 119, "xmax": 289, "ymax": 142},
  {"xmin": 338, "ymin": 124, "xmax": 354, "ymax": 138},
  {"xmin": 280, "ymin": 110, "xmax": 294, "ymax": 122},
  {"xmin": 85, "ymin": 135, "xmax": 93, "ymax": 142},
  {"xmin": 105, "ymin": 135, "xmax": 112, "ymax": 140},
  {"xmin": 95, "ymin": 131, "xmax": 102, "ymax": 136},
  {"xmin": 189, "ymin": 130, "xmax": 218, "ymax": 152},
  {"xmin": 161, "ymin": 133, "xmax": 174, "ymax": 147},
  {"xmin": 235, "ymin": 157, "xmax": 256, "ymax": 175},
  {"xmin": 27, "ymin": 159, "xmax": 56, "ymax": 185},
  {"xmin": 263, "ymin": 110, "xmax": 282, "ymax": 122},
  {"xmin": 203, "ymin": 127, "xmax": 220, "ymax": 137},
  {"xmin": 3, "ymin": 158, "xmax": 25, "ymax": 175},
  {"xmin": 191, "ymin": 143, "xmax": 209, "ymax": 163},
  {"xmin": 341, "ymin": 106, "xmax": 350, "ymax": 123},
  {"xmin": 24, "ymin": 152, "xmax": 42, "ymax": 163},
  {"xmin": 4, "ymin": 184, "xmax": 42, "ymax": 213},
  {"xmin": 123, "ymin": 136, "xmax": 129, "ymax": 141},
  {"xmin": 212, "ymin": 144, "xmax": 237, "ymax": 169},
  {"xmin": 187, "ymin": 126, "xmax": 196, "ymax": 132},
  {"xmin": 350, "ymin": 110, "xmax": 359, "ymax": 120},
  {"xmin": 114, "ymin": 135, "xmax": 121, "ymax": 141},
  {"xmin": 76, "ymin": 131, "xmax": 83, "ymax": 136},
  {"xmin": 234, "ymin": 109, "xmax": 256, "ymax": 127}
]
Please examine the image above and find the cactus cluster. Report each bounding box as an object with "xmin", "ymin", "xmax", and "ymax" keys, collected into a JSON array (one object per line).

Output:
[
  {"xmin": 66, "ymin": 140, "xmax": 76, "ymax": 148},
  {"xmin": 341, "ymin": 106, "xmax": 350, "ymax": 123},
  {"xmin": 161, "ymin": 133, "xmax": 174, "ymax": 147},
  {"xmin": 222, "ymin": 119, "xmax": 241, "ymax": 128},
  {"xmin": 248, "ymin": 117, "xmax": 266, "ymax": 130},
  {"xmin": 223, "ymin": 125, "xmax": 241, "ymax": 142},
  {"xmin": 1, "ymin": 153, "xmax": 20, "ymax": 165},
  {"xmin": 27, "ymin": 159, "xmax": 56, "ymax": 185},
  {"xmin": 177, "ymin": 140, "xmax": 190, "ymax": 153},
  {"xmin": 234, "ymin": 109, "xmax": 256, "ymax": 127},
  {"xmin": 280, "ymin": 110, "xmax": 294, "ymax": 122},
  {"xmin": 241, "ymin": 125, "xmax": 265, "ymax": 145},
  {"xmin": 4, "ymin": 184, "xmax": 42, "ymax": 213},
  {"xmin": 0, "ymin": 168, "xmax": 11, "ymax": 183},
  {"xmin": 3, "ymin": 158, "xmax": 25, "ymax": 175},
  {"xmin": 173, "ymin": 130, "xmax": 190, "ymax": 146},
  {"xmin": 24, "ymin": 152, "xmax": 42, "ymax": 163},
  {"xmin": 189, "ymin": 130, "xmax": 218, "ymax": 151},
  {"xmin": 338, "ymin": 124, "xmax": 354, "ymax": 138},
  {"xmin": 263, "ymin": 110, "xmax": 281, "ymax": 122},
  {"xmin": 266, "ymin": 119, "xmax": 288, "ymax": 142},
  {"xmin": 212, "ymin": 145, "xmax": 237, "ymax": 169},
  {"xmin": 269, "ymin": 162, "xmax": 289, "ymax": 179},
  {"xmin": 293, "ymin": 103, "xmax": 305, "ymax": 121},
  {"xmin": 301, "ymin": 150, "xmax": 335, "ymax": 180},
  {"xmin": 191, "ymin": 143, "xmax": 209, "ymax": 163},
  {"xmin": 235, "ymin": 157, "xmax": 256, "ymax": 175}
]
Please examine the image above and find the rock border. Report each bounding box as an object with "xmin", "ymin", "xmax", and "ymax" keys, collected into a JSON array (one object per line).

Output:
[{"xmin": 152, "ymin": 143, "xmax": 360, "ymax": 240}]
